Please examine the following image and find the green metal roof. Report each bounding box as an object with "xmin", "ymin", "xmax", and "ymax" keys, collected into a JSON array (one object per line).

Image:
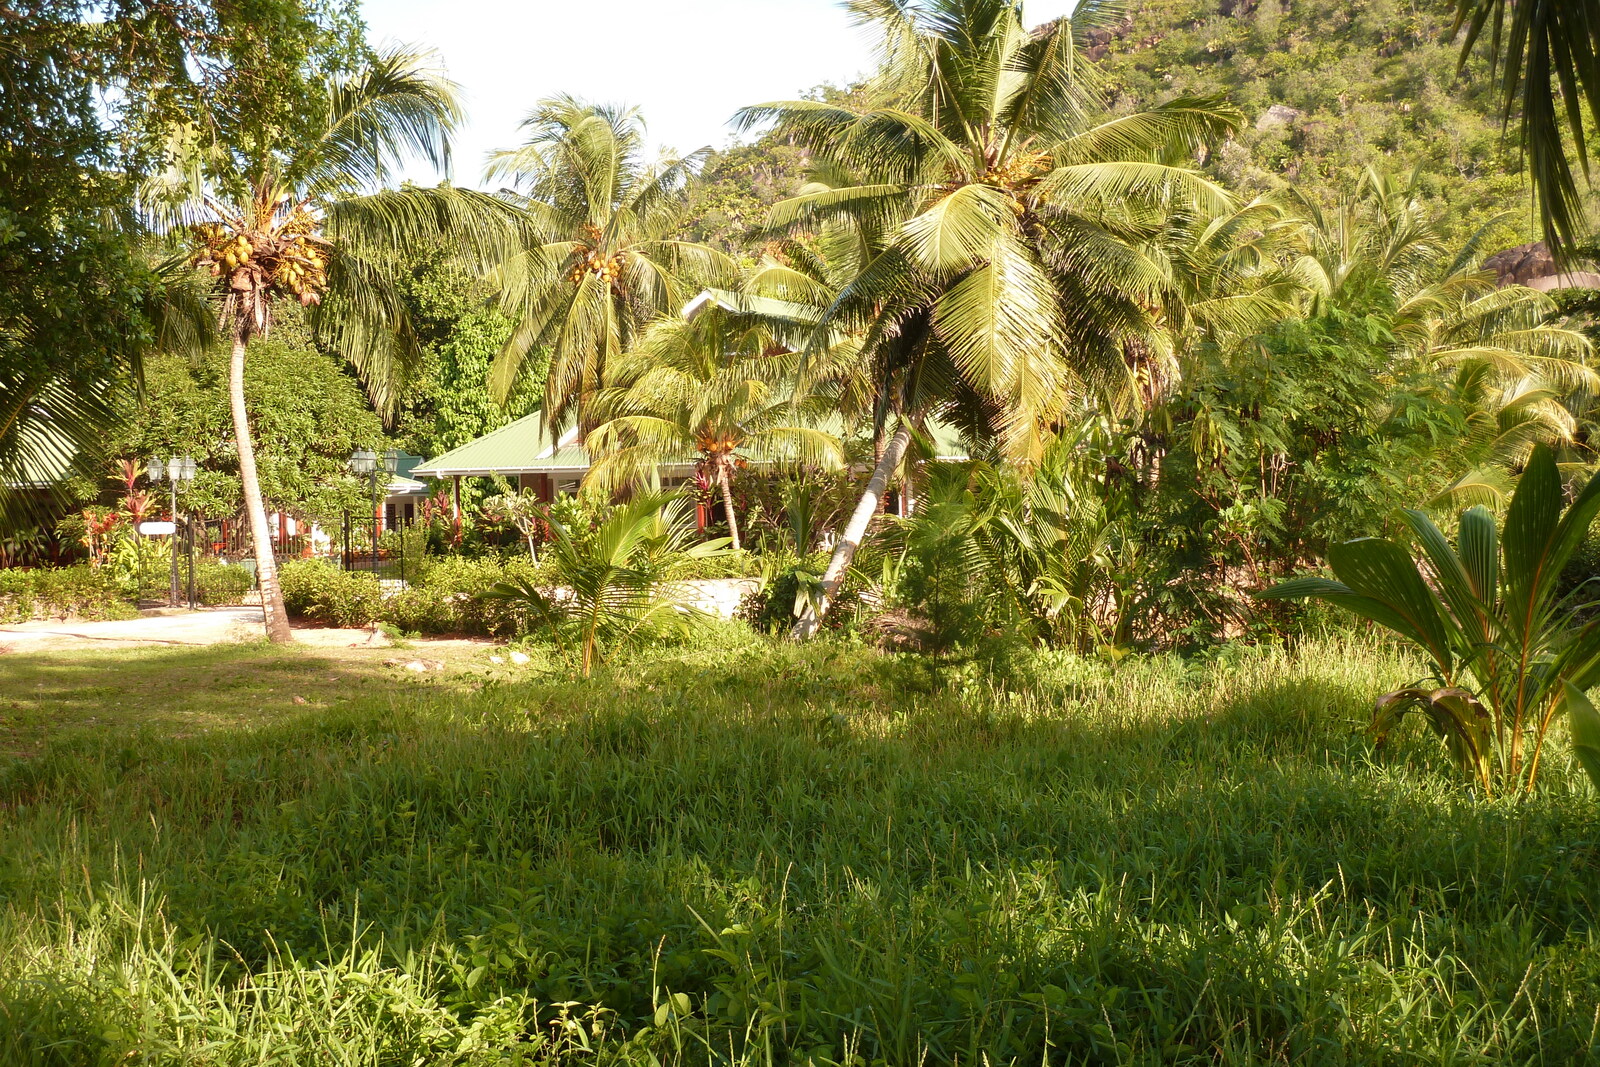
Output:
[
  {"xmin": 412, "ymin": 409, "xmax": 968, "ymax": 482},
  {"xmin": 410, "ymin": 412, "xmax": 589, "ymax": 478},
  {"xmin": 2, "ymin": 424, "xmax": 78, "ymax": 489},
  {"xmin": 925, "ymin": 418, "xmax": 966, "ymax": 461}
]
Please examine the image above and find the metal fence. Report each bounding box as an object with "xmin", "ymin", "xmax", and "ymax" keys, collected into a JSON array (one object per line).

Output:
[
  {"xmin": 185, "ymin": 509, "xmax": 429, "ymax": 584},
  {"xmin": 336, "ymin": 510, "xmax": 427, "ymax": 582}
]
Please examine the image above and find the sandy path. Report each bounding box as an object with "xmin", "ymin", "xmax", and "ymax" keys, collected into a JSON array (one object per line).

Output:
[{"xmin": 0, "ymin": 608, "xmax": 400, "ymax": 651}]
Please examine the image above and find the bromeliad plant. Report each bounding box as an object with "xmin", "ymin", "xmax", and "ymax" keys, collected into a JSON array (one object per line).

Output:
[{"xmin": 1261, "ymin": 445, "xmax": 1600, "ymax": 796}]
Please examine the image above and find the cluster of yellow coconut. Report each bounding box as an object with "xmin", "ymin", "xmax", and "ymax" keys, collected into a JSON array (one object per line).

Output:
[
  {"xmin": 568, "ymin": 249, "xmax": 626, "ymax": 287},
  {"xmin": 981, "ymin": 149, "xmax": 1052, "ymax": 191},
  {"xmin": 191, "ymin": 207, "xmax": 329, "ymax": 307}
]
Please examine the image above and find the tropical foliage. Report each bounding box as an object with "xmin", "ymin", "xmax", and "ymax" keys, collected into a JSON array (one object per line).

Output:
[
  {"xmin": 107, "ymin": 315, "xmax": 384, "ymax": 521},
  {"xmin": 1262, "ymin": 446, "xmax": 1600, "ymax": 796},
  {"xmin": 7, "ymin": 0, "xmax": 1600, "ymax": 791},
  {"xmin": 485, "ymin": 493, "xmax": 727, "ymax": 675},
  {"xmin": 143, "ymin": 45, "xmax": 518, "ymax": 641},
  {"xmin": 1449, "ymin": 0, "xmax": 1600, "ymax": 255},
  {"xmin": 584, "ymin": 302, "xmax": 845, "ymax": 549},
  {"xmin": 0, "ymin": 0, "xmax": 368, "ymax": 528},
  {"xmin": 13, "ymin": 1, "xmax": 1600, "ymax": 1063},
  {"xmin": 487, "ymin": 98, "xmax": 734, "ymax": 430}
]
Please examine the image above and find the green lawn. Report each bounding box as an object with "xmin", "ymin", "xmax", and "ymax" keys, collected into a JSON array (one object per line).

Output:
[
  {"xmin": 0, "ymin": 630, "xmax": 1597, "ymax": 1064},
  {"xmin": 0, "ymin": 641, "xmax": 492, "ymax": 759}
]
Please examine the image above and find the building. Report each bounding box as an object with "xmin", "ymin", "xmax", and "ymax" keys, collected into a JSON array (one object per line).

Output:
[
  {"xmin": 410, "ymin": 409, "xmax": 967, "ymax": 521},
  {"xmin": 410, "ymin": 412, "xmax": 628, "ymax": 508}
]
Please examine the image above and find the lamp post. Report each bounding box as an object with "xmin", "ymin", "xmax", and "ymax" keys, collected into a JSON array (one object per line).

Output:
[
  {"xmin": 350, "ymin": 449, "xmax": 398, "ymax": 575},
  {"xmin": 148, "ymin": 455, "xmax": 196, "ymax": 605}
]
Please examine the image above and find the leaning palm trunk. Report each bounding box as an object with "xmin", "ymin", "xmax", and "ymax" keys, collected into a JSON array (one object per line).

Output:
[
  {"xmin": 792, "ymin": 421, "xmax": 912, "ymax": 639},
  {"xmin": 716, "ymin": 457, "xmax": 742, "ymax": 552},
  {"xmin": 229, "ymin": 323, "xmax": 293, "ymax": 643}
]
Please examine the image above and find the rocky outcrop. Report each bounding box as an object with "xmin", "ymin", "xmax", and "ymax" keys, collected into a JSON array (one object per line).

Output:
[
  {"xmin": 1081, "ymin": 17, "xmax": 1135, "ymax": 61},
  {"xmin": 1484, "ymin": 242, "xmax": 1556, "ymax": 287},
  {"xmin": 1483, "ymin": 241, "xmax": 1600, "ymax": 290},
  {"xmin": 1255, "ymin": 103, "xmax": 1303, "ymax": 131}
]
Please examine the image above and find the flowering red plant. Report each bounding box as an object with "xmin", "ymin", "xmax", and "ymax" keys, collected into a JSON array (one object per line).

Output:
[{"xmin": 79, "ymin": 506, "xmax": 122, "ymax": 566}]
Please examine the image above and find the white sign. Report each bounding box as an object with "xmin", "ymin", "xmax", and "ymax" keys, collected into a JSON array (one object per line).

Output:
[{"xmin": 138, "ymin": 521, "xmax": 177, "ymax": 536}]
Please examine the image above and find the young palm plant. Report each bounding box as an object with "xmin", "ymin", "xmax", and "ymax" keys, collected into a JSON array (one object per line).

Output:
[
  {"xmin": 486, "ymin": 97, "xmax": 736, "ymax": 431},
  {"xmin": 1261, "ymin": 445, "xmax": 1600, "ymax": 797},
  {"xmin": 582, "ymin": 303, "xmax": 845, "ymax": 550},
  {"xmin": 737, "ymin": 0, "xmax": 1239, "ymax": 635},
  {"xmin": 147, "ymin": 48, "xmax": 518, "ymax": 642},
  {"xmin": 484, "ymin": 493, "xmax": 726, "ymax": 676}
]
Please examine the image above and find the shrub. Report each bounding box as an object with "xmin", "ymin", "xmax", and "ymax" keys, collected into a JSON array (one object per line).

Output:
[
  {"xmin": 277, "ymin": 559, "xmax": 381, "ymax": 628},
  {"xmin": 376, "ymin": 524, "xmax": 430, "ymax": 578},
  {"xmin": 0, "ymin": 569, "xmax": 36, "ymax": 623},
  {"xmin": 738, "ymin": 553, "xmax": 866, "ymax": 636},
  {"xmin": 106, "ymin": 532, "xmax": 170, "ymax": 599},
  {"xmin": 407, "ymin": 555, "xmax": 544, "ymax": 636},
  {"xmin": 195, "ymin": 561, "xmax": 253, "ymax": 606},
  {"xmin": 384, "ymin": 585, "xmax": 458, "ymax": 635},
  {"xmin": 662, "ymin": 549, "xmax": 765, "ymax": 581},
  {"xmin": 0, "ymin": 565, "xmax": 137, "ymax": 621}
]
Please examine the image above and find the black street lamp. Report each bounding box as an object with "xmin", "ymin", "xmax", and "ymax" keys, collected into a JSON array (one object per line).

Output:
[
  {"xmin": 349, "ymin": 449, "xmax": 395, "ymax": 574},
  {"xmin": 148, "ymin": 455, "xmax": 196, "ymax": 605}
]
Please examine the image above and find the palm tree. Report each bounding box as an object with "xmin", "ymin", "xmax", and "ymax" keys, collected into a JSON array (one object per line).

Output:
[
  {"xmin": 485, "ymin": 492, "xmax": 724, "ymax": 676},
  {"xmin": 1450, "ymin": 0, "xmax": 1600, "ymax": 257},
  {"xmin": 583, "ymin": 301, "xmax": 846, "ymax": 550},
  {"xmin": 736, "ymin": 0, "xmax": 1240, "ymax": 635},
  {"xmin": 147, "ymin": 47, "xmax": 518, "ymax": 643},
  {"xmin": 1291, "ymin": 170, "xmax": 1595, "ymax": 478},
  {"xmin": 486, "ymin": 97, "xmax": 736, "ymax": 432}
]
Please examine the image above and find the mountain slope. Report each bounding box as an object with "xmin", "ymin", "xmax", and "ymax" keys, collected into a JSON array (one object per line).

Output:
[{"xmin": 1095, "ymin": 0, "xmax": 1532, "ymax": 243}]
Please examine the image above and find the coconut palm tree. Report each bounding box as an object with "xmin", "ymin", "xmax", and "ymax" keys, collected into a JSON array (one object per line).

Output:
[
  {"xmin": 736, "ymin": 0, "xmax": 1240, "ymax": 635},
  {"xmin": 147, "ymin": 47, "xmax": 519, "ymax": 643},
  {"xmin": 583, "ymin": 302, "xmax": 846, "ymax": 550},
  {"xmin": 486, "ymin": 97, "xmax": 736, "ymax": 432}
]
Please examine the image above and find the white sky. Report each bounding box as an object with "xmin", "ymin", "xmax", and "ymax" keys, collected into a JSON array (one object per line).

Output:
[{"xmin": 361, "ymin": 0, "xmax": 1081, "ymax": 188}]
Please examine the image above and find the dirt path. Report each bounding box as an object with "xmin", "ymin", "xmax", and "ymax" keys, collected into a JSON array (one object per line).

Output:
[{"xmin": 0, "ymin": 607, "xmax": 406, "ymax": 651}]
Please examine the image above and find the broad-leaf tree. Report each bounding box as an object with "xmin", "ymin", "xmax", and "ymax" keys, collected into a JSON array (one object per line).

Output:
[
  {"xmin": 148, "ymin": 46, "xmax": 518, "ymax": 642},
  {"xmin": 487, "ymin": 97, "xmax": 735, "ymax": 432},
  {"xmin": 737, "ymin": 0, "xmax": 1239, "ymax": 635}
]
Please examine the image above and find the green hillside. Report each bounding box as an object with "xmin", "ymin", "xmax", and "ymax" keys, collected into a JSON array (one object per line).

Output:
[
  {"xmin": 689, "ymin": 0, "xmax": 1542, "ymax": 256},
  {"xmin": 1096, "ymin": 0, "xmax": 1534, "ymax": 242}
]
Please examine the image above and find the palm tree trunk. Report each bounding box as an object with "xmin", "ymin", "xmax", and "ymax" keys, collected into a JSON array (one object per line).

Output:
[
  {"xmin": 792, "ymin": 420, "xmax": 912, "ymax": 640},
  {"xmin": 229, "ymin": 320, "xmax": 294, "ymax": 644},
  {"xmin": 717, "ymin": 458, "xmax": 742, "ymax": 551}
]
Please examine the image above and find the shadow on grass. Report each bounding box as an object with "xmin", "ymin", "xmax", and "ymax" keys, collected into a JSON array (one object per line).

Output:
[{"xmin": 1, "ymin": 639, "xmax": 1597, "ymax": 1064}]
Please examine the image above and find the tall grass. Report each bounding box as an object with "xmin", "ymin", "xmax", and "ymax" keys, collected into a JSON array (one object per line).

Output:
[{"xmin": 1, "ymin": 632, "xmax": 1597, "ymax": 1064}]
